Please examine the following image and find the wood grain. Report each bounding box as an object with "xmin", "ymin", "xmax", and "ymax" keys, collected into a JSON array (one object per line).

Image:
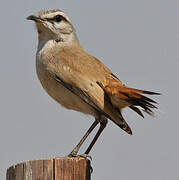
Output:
[{"xmin": 6, "ymin": 157, "xmax": 91, "ymax": 180}]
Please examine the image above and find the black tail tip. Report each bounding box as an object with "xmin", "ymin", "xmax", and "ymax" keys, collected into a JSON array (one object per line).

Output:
[{"xmin": 143, "ymin": 91, "xmax": 161, "ymax": 95}]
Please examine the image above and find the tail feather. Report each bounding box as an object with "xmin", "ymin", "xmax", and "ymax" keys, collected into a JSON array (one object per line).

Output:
[
  {"xmin": 126, "ymin": 96, "xmax": 157, "ymax": 111},
  {"xmin": 99, "ymin": 81, "xmax": 160, "ymax": 135},
  {"xmin": 129, "ymin": 105, "xmax": 144, "ymax": 118},
  {"xmin": 104, "ymin": 84, "xmax": 160, "ymax": 117},
  {"xmin": 142, "ymin": 90, "xmax": 161, "ymax": 95},
  {"xmin": 122, "ymin": 89, "xmax": 159, "ymax": 116}
]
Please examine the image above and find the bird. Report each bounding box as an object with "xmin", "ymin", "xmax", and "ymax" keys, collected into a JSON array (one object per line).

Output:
[{"xmin": 27, "ymin": 9, "xmax": 160, "ymax": 156}]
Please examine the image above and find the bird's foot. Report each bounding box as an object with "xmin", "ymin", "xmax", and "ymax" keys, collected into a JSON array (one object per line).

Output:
[
  {"xmin": 79, "ymin": 154, "xmax": 92, "ymax": 161},
  {"xmin": 67, "ymin": 152, "xmax": 92, "ymax": 161},
  {"xmin": 67, "ymin": 152, "xmax": 77, "ymax": 157}
]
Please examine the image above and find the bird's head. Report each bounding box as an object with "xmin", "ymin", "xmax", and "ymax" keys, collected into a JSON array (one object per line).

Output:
[{"xmin": 27, "ymin": 9, "xmax": 79, "ymax": 45}]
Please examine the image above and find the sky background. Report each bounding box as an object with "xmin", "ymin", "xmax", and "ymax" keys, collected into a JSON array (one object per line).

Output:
[{"xmin": 0, "ymin": 0, "xmax": 178, "ymax": 179}]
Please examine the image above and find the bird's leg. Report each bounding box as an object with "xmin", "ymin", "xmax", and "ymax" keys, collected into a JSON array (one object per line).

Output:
[
  {"xmin": 68, "ymin": 119, "xmax": 99, "ymax": 157},
  {"xmin": 85, "ymin": 116, "xmax": 108, "ymax": 155}
]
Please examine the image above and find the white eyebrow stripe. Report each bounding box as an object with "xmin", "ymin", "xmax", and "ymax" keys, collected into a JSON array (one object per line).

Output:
[{"xmin": 38, "ymin": 10, "xmax": 72, "ymax": 23}]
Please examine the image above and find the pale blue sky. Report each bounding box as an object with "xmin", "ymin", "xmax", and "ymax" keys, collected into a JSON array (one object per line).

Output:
[{"xmin": 0, "ymin": 0, "xmax": 178, "ymax": 179}]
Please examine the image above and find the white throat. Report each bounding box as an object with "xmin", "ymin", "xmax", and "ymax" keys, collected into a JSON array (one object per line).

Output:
[{"xmin": 37, "ymin": 30, "xmax": 80, "ymax": 52}]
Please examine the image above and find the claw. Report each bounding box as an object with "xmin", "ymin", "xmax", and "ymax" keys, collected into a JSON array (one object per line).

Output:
[
  {"xmin": 67, "ymin": 153, "xmax": 92, "ymax": 161},
  {"xmin": 67, "ymin": 153, "xmax": 77, "ymax": 157},
  {"xmin": 90, "ymin": 165, "xmax": 93, "ymax": 174},
  {"xmin": 67, "ymin": 150, "xmax": 78, "ymax": 157}
]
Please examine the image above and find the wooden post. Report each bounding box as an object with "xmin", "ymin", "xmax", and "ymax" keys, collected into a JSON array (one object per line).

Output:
[{"xmin": 6, "ymin": 157, "xmax": 91, "ymax": 180}]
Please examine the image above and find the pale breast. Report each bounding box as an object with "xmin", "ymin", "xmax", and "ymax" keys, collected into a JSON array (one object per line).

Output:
[{"xmin": 36, "ymin": 59, "xmax": 98, "ymax": 117}]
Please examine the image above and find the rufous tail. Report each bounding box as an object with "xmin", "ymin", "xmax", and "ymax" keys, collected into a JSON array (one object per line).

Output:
[{"xmin": 103, "ymin": 83, "xmax": 160, "ymax": 134}]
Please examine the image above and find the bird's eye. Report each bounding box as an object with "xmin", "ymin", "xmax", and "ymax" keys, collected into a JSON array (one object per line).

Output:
[{"xmin": 55, "ymin": 15, "xmax": 62, "ymax": 22}]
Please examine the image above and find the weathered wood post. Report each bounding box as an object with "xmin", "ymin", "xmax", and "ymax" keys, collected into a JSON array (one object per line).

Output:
[{"xmin": 6, "ymin": 157, "xmax": 91, "ymax": 180}]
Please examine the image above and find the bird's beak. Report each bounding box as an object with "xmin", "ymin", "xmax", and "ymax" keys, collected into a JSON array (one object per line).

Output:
[{"xmin": 26, "ymin": 15, "xmax": 45, "ymax": 22}]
